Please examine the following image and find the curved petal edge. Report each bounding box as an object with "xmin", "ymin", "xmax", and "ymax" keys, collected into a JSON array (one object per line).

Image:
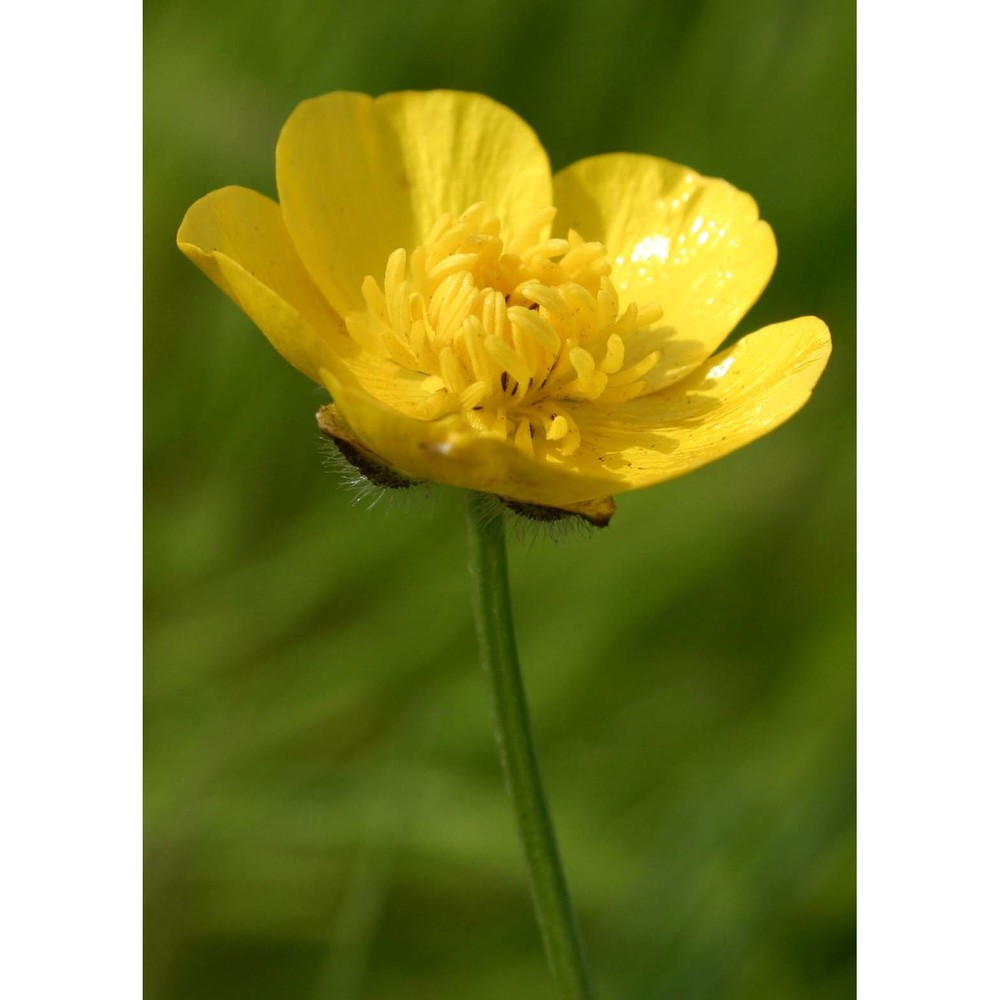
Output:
[{"xmin": 177, "ymin": 185, "xmax": 346, "ymax": 383}]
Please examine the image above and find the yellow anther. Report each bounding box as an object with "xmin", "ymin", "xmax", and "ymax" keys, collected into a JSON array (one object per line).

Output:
[
  {"xmin": 509, "ymin": 305, "xmax": 561, "ymax": 354},
  {"xmin": 427, "ymin": 221, "xmax": 474, "ymax": 265},
  {"xmin": 385, "ymin": 246, "xmax": 407, "ymax": 284},
  {"xmin": 408, "ymin": 245, "xmax": 428, "ymax": 284},
  {"xmin": 439, "ymin": 345, "xmax": 466, "ymax": 394},
  {"xmin": 431, "ymin": 274, "xmax": 476, "ymax": 338},
  {"xmin": 546, "ymin": 415, "xmax": 569, "ymax": 441},
  {"xmin": 573, "ymin": 258, "xmax": 612, "ymax": 287},
  {"xmin": 528, "ymin": 258, "xmax": 564, "ymax": 286},
  {"xmin": 459, "ymin": 201, "xmax": 489, "ymax": 224},
  {"xmin": 612, "ymin": 301, "xmax": 640, "ymax": 338},
  {"xmin": 480, "ymin": 288, "xmax": 507, "ymax": 341},
  {"xmin": 521, "ymin": 238, "xmax": 571, "ymax": 261},
  {"xmin": 600, "ymin": 334, "xmax": 625, "ymax": 373},
  {"xmin": 597, "ymin": 281, "xmax": 618, "ymax": 328},
  {"xmin": 563, "ymin": 282, "xmax": 596, "ymax": 314},
  {"xmin": 519, "ymin": 281, "xmax": 574, "ymax": 326},
  {"xmin": 361, "ymin": 274, "xmax": 390, "ymax": 324},
  {"xmin": 465, "ymin": 408, "xmax": 491, "ymax": 432},
  {"xmin": 420, "ymin": 390, "xmax": 451, "ymax": 419},
  {"xmin": 579, "ymin": 369, "xmax": 608, "ymax": 400},
  {"xmin": 460, "ymin": 381, "xmax": 490, "ymax": 410},
  {"xmin": 636, "ymin": 302, "xmax": 664, "ymax": 327},
  {"xmin": 560, "ymin": 425, "xmax": 582, "ymax": 455},
  {"xmin": 409, "ymin": 315, "xmax": 427, "ymax": 362},
  {"xmin": 569, "ymin": 346, "xmax": 596, "ymax": 384},
  {"xmin": 511, "ymin": 325, "xmax": 540, "ymax": 376},
  {"xmin": 460, "ymin": 316, "xmax": 493, "ymax": 383},
  {"xmin": 426, "ymin": 253, "xmax": 481, "ymax": 285},
  {"xmin": 478, "ymin": 215, "xmax": 501, "ymax": 238},
  {"xmin": 352, "ymin": 201, "xmax": 666, "ymax": 463},
  {"xmin": 607, "ymin": 350, "xmax": 661, "ymax": 387},
  {"xmin": 485, "ymin": 335, "xmax": 533, "ymax": 387},
  {"xmin": 561, "ymin": 240, "xmax": 607, "ymax": 278}
]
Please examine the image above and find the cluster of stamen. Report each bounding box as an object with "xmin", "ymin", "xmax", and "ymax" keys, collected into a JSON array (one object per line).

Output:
[{"xmin": 346, "ymin": 203, "xmax": 663, "ymax": 461}]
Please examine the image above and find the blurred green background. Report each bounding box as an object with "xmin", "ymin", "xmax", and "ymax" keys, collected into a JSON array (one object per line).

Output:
[{"xmin": 145, "ymin": 0, "xmax": 855, "ymax": 996}]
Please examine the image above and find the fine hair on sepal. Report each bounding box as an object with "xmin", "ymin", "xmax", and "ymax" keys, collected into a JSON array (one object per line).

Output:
[
  {"xmin": 469, "ymin": 492, "xmax": 601, "ymax": 545},
  {"xmin": 318, "ymin": 435, "xmax": 433, "ymax": 514}
]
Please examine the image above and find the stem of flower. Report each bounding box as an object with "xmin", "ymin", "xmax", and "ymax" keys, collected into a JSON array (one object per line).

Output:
[{"xmin": 465, "ymin": 493, "xmax": 596, "ymax": 1000}]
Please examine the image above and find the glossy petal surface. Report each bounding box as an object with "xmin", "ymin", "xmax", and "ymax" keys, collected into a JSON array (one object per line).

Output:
[
  {"xmin": 179, "ymin": 91, "xmax": 831, "ymax": 517},
  {"xmin": 177, "ymin": 186, "xmax": 346, "ymax": 383},
  {"xmin": 553, "ymin": 154, "xmax": 777, "ymax": 391},
  {"xmin": 277, "ymin": 91, "xmax": 553, "ymax": 317},
  {"xmin": 566, "ymin": 317, "xmax": 831, "ymax": 489}
]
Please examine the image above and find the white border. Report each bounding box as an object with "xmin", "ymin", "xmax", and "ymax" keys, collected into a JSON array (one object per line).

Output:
[
  {"xmin": 1, "ymin": 2, "xmax": 142, "ymax": 997},
  {"xmin": 858, "ymin": 2, "xmax": 999, "ymax": 997},
  {"xmin": 3, "ymin": 1, "xmax": 998, "ymax": 997}
]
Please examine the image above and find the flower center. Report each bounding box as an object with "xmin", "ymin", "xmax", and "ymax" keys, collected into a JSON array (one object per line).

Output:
[{"xmin": 346, "ymin": 203, "xmax": 663, "ymax": 460}]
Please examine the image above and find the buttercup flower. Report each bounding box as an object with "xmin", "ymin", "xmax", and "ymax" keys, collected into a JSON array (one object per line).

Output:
[{"xmin": 178, "ymin": 91, "xmax": 830, "ymax": 525}]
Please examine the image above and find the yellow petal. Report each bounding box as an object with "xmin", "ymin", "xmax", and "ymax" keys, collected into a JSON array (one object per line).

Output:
[
  {"xmin": 553, "ymin": 154, "xmax": 777, "ymax": 391},
  {"xmin": 276, "ymin": 91, "xmax": 553, "ymax": 317},
  {"xmin": 318, "ymin": 372, "xmax": 622, "ymax": 507},
  {"xmin": 177, "ymin": 185, "xmax": 346, "ymax": 383},
  {"xmin": 565, "ymin": 317, "xmax": 831, "ymax": 489},
  {"xmin": 558, "ymin": 496, "xmax": 616, "ymax": 527}
]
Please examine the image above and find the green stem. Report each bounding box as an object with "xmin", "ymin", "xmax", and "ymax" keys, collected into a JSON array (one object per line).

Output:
[{"xmin": 465, "ymin": 494, "xmax": 596, "ymax": 1000}]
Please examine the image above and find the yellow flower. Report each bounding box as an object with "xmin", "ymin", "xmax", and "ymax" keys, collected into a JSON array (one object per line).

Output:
[{"xmin": 178, "ymin": 91, "xmax": 830, "ymax": 526}]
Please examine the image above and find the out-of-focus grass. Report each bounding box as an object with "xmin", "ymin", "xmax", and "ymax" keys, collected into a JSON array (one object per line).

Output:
[{"xmin": 145, "ymin": 0, "xmax": 855, "ymax": 996}]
